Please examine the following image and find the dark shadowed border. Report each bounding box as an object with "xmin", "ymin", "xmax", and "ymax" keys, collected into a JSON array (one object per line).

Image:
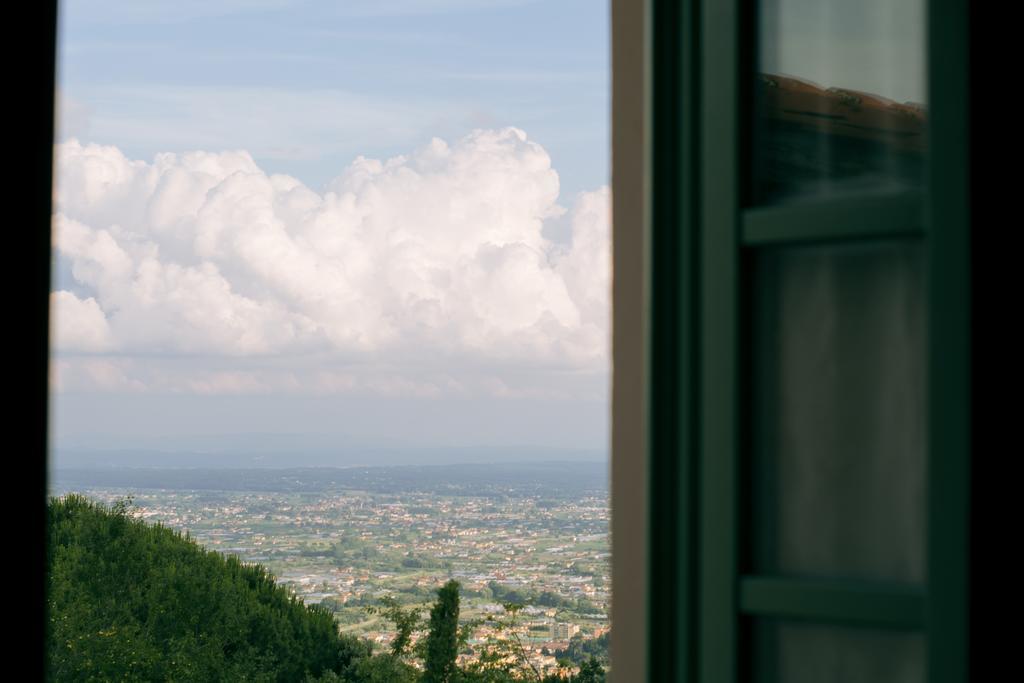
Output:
[{"xmin": 19, "ymin": 1, "xmax": 56, "ymax": 679}]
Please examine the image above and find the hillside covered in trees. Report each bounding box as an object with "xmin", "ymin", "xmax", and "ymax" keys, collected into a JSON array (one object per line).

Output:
[
  {"xmin": 47, "ymin": 494, "xmax": 371, "ymax": 681},
  {"xmin": 47, "ymin": 495, "xmax": 605, "ymax": 682}
]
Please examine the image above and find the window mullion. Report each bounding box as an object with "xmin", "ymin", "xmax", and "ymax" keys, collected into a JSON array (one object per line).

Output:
[
  {"xmin": 739, "ymin": 576, "xmax": 927, "ymax": 629},
  {"xmin": 742, "ymin": 192, "xmax": 925, "ymax": 247}
]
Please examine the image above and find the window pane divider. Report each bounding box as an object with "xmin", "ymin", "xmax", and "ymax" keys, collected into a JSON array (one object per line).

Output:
[
  {"xmin": 700, "ymin": 0, "xmax": 741, "ymax": 679},
  {"xmin": 742, "ymin": 191, "xmax": 924, "ymax": 247},
  {"xmin": 739, "ymin": 575, "xmax": 926, "ymax": 629}
]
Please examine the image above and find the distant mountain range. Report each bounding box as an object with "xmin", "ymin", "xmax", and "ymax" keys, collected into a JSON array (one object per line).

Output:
[
  {"xmin": 50, "ymin": 460, "xmax": 609, "ymax": 497},
  {"xmin": 52, "ymin": 445, "xmax": 607, "ymax": 470}
]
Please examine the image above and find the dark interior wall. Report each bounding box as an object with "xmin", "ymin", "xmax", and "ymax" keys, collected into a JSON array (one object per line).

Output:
[{"xmin": 18, "ymin": 1, "xmax": 57, "ymax": 678}]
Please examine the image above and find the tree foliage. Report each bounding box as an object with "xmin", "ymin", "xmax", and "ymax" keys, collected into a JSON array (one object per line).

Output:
[
  {"xmin": 423, "ymin": 580, "xmax": 461, "ymax": 683},
  {"xmin": 554, "ymin": 631, "xmax": 610, "ymax": 667},
  {"xmin": 364, "ymin": 595, "xmax": 422, "ymax": 658},
  {"xmin": 47, "ymin": 494, "xmax": 366, "ymax": 682}
]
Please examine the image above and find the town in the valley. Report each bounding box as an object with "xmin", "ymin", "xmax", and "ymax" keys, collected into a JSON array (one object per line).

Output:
[{"xmin": 51, "ymin": 462, "xmax": 610, "ymax": 674}]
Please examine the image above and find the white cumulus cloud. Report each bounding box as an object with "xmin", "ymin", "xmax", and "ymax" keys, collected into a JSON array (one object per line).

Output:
[
  {"xmin": 50, "ymin": 291, "xmax": 114, "ymax": 352},
  {"xmin": 51, "ymin": 128, "xmax": 610, "ymax": 396}
]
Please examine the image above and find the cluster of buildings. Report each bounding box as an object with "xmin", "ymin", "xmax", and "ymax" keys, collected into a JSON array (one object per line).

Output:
[{"xmin": 67, "ymin": 479, "xmax": 611, "ymax": 668}]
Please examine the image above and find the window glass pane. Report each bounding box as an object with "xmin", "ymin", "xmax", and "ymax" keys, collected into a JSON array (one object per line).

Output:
[
  {"xmin": 751, "ymin": 241, "xmax": 926, "ymax": 582},
  {"xmin": 753, "ymin": 620, "xmax": 925, "ymax": 683},
  {"xmin": 752, "ymin": 0, "xmax": 927, "ymax": 204}
]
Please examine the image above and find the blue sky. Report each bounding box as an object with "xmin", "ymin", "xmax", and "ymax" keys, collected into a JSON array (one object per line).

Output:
[
  {"xmin": 50, "ymin": 0, "xmax": 611, "ymax": 465},
  {"xmin": 57, "ymin": 0, "xmax": 609, "ymax": 200}
]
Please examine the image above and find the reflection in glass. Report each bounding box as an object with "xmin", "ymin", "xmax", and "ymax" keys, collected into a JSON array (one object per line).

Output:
[
  {"xmin": 753, "ymin": 620, "xmax": 925, "ymax": 683},
  {"xmin": 752, "ymin": 0, "xmax": 927, "ymax": 204},
  {"xmin": 751, "ymin": 242, "xmax": 926, "ymax": 582}
]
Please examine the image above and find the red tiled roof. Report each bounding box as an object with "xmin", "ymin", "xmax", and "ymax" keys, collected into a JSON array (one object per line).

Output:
[{"xmin": 759, "ymin": 73, "xmax": 927, "ymax": 153}]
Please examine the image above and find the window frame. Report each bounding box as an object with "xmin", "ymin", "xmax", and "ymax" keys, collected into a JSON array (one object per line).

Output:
[{"xmin": 625, "ymin": 0, "xmax": 972, "ymax": 681}]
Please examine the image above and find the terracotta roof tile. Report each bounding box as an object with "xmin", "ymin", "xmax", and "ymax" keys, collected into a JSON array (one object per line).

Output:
[{"xmin": 759, "ymin": 72, "xmax": 926, "ymax": 152}]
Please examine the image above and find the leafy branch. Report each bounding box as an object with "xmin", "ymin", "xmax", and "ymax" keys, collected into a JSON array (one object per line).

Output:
[
  {"xmin": 465, "ymin": 601, "xmax": 543, "ymax": 682},
  {"xmin": 364, "ymin": 595, "xmax": 423, "ymax": 659}
]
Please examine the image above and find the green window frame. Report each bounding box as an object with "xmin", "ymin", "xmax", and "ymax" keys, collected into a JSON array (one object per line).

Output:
[{"xmin": 644, "ymin": 0, "xmax": 970, "ymax": 681}]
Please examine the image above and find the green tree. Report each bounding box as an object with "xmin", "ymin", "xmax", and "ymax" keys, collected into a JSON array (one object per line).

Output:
[
  {"xmin": 46, "ymin": 494, "xmax": 369, "ymax": 682},
  {"xmin": 364, "ymin": 595, "xmax": 422, "ymax": 658},
  {"xmin": 423, "ymin": 580, "xmax": 461, "ymax": 683},
  {"xmin": 352, "ymin": 653, "xmax": 419, "ymax": 683},
  {"xmin": 464, "ymin": 601, "xmax": 542, "ymax": 682},
  {"xmin": 574, "ymin": 656, "xmax": 606, "ymax": 683}
]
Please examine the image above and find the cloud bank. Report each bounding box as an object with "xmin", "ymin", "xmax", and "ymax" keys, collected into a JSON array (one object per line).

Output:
[{"xmin": 52, "ymin": 128, "xmax": 609, "ymax": 398}]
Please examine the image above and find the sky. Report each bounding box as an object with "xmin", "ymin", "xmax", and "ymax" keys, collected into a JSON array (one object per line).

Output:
[
  {"xmin": 760, "ymin": 0, "xmax": 926, "ymax": 103},
  {"xmin": 50, "ymin": 0, "xmax": 611, "ymax": 466}
]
